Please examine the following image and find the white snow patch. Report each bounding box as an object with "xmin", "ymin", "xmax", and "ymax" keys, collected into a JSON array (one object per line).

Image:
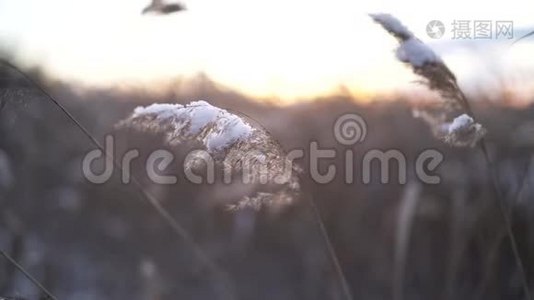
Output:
[
  {"xmin": 133, "ymin": 103, "xmax": 183, "ymax": 117},
  {"xmin": 448, "ymin": 114, "xmax": 474, "ymax": 134},
  {"xmin": 185, "ymin": 101, "xmax": 221, "ymax": 135},
  {"xmin": 371, "ymin": 13, "xmax": 441, "ymax": 67},
  {"xmin": 370, "ymin": 13, "xmax": 413, "ymax": 39},
  {"xmin": 442, "ymin": 114, "xmax": 486, "ymax": 147},
  {"xmin": 396, "ymin": 38, "xmax": 441, "ymax": 67},
  {"xmin": 206, "ymin": 116, "xmax": 253, "ymax": 152},
  {"xmin": 131, "ymin": 101, "xmax": 253, "ymax": 152}
]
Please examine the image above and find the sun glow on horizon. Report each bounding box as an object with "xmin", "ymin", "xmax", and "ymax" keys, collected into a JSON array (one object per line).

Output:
[{"xmin": 1, "ymin": 0, "xmax": 534, "ymax": 102}]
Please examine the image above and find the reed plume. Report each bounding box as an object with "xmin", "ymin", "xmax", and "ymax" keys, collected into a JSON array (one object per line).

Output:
[
  {"xmin": 371, "ymin": 13, "xmax": 531, "ymax": 300},
  {"xmin": 116, "ymin": 100, "xmax": 302, "ymax": 211},
  {"xmin": 371, "ymin": 13, "xmax": 486, "ymax": 147}
]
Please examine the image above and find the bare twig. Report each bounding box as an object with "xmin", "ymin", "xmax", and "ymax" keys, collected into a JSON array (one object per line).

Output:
[
  {"xmin": 306, "ymin": 190, "xmax": 354, "ymax": 300},
  {"xmin": 512, "ymin": 30, "xmax": 534, "ymax": 46},
  {"xmin": 0, "ymin": 59, "xmax": 236, "ymax": 300},
  {"xmin": 473, "ymin": 229, "xmax": 507, "ymax": 300},
  {"xmin": 477, "ymin": 139, "xmax": 531, "ymax": 299},
  {"xmin": 393, "ymin": 182, "xmax": 422, "ymax": 300},
  {"xmin": 0, "ymin": 250, "xmax": 57, "ymax": 300}
]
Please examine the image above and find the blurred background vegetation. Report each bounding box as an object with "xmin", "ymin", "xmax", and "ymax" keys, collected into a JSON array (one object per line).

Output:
[{"xmin": 1, "ymin": 60, "xmax": 534, "ymax": 299}]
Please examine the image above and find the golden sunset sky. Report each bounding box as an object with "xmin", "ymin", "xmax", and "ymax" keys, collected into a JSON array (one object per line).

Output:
[{"xmin": 1, "ymin": 0, "xmax": 533, "ymax": 102}]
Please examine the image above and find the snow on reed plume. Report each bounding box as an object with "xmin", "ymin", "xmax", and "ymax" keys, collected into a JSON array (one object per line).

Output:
[
  {"xmin": 116, "ymin": 100, "xmax": 301, "ymax": 211},
  {"xmin": 370, "ymin": 13, "xmax": 486, "ymax": 147}
]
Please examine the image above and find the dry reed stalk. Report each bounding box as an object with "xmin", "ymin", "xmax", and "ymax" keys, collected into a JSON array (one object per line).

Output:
[
  {"xmin": 393, "ymin": 182, "xmax": 422, "ymax": 300},
  {"xmin": 371, "ymin": 13, "xmax": 532, "ymax": 300}
]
